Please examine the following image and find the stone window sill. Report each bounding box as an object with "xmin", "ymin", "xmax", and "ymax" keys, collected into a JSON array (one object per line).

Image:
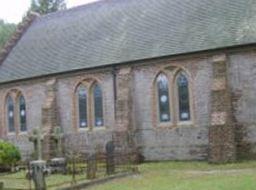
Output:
[
  {"xmin": 18, "ymin": 131, "xmax": 28, "ymax": 136},
  {"xmin": 79, "ymin": 126, "xmax": 106, "ymax": 132},
  {"xmin": 156, "ymin": 121, "xmax": 194, "ymax": 129}
]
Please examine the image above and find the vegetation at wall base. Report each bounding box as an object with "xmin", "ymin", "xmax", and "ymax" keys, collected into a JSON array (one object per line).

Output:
[{"xmin": 0, "ymin": 140, "xmax": 21, "ymax": 172}]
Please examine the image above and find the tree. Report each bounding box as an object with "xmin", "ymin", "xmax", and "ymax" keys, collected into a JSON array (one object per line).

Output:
[
  {"xmin": 30, "ymin": 0, "xmax": 66, "ymax": 15},
  {"xmin": 0, "ymin": 20, "xmax": 16, "ymax": 51}
]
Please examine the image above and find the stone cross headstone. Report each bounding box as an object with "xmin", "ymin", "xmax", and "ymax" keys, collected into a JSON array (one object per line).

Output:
[
  {"xmin": 106, "ymin": 141, "xmax": 115, "ymax": 175},
  {"xmin": 29, "ymin": 128, "xmax": 44, "ymax": 160},
  {"xmin": 29, "ymin": 127, "xmax": 46, "ymax": 190},
  {"xmin": 50, "ymin": 127, "xmax": 67, "ymax": 174},
  {"xmin": 52, "ymin": 126, "xmax": 63, "ymax": 157},
  {"xmin": 86, "ymin": 154, "xmax": 97, "ymax": 179}
]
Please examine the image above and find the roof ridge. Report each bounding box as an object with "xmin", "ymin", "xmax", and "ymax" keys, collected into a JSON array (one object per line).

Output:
[{"xmin": 0, "ymin": 12, "xmax": 40, "ymax": 65}]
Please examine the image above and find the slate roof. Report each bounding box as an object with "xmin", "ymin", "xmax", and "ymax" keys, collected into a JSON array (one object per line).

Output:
[{"xmin": 1, "ymin": 0, "xmax": 256, "ymax": 83}]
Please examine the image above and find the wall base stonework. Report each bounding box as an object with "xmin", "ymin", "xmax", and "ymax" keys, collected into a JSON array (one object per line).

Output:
[{"xmin": 208, "ymin": 125, "xmax": 236, "ymax": 163}]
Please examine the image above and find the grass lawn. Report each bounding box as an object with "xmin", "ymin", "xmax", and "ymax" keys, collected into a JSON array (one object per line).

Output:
[
  {"xmin": 86, "ymin": 161, "xmax": 256, "ymax": 190},
  {"xmin": 0, "ymin": 170, "xmax": 87, "ymax": 190}
]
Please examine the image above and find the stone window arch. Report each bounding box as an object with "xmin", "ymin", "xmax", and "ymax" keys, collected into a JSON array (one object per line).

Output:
[
  {"xmin": 92, "ymin": 83, "xmax": 104, "ymax": 127},
  {"xmin": 77, "ymin": 84, "xmax": 88, "ymax": 128},
  {"xmin": 74, "ymin": 79, "xmax": 105, "ymax": 130},
  {"xmin": 175, "ymin": 70, "xmax": 191, "ymax": 122},
  {"xmin": 4, "ymin": 90, "xmax": 28, "ymax": 134},
  {"xmin": 18, "ymin": 94, "xmax": 27, "ymax": 132},
  {"xmin": 6, "ymin": 95, "xmax": 15, "ymax": 133},
  {"xmin": 156, "ymin": 72, "xmax": 171, "ymax": 123},
  {"xmin": 154, "ymin": 67, "xmax": 193, "ymax": 127}
]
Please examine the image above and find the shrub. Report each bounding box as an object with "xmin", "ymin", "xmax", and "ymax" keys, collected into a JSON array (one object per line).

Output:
[{"xmin": 0, "ymin": 140, "xmax": 21, "ymax": 168}]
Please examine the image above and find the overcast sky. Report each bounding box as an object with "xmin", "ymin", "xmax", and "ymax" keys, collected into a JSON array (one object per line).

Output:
[{"xmin": 0, "ymin": 0, "xmax": 99, "ymax": 23}]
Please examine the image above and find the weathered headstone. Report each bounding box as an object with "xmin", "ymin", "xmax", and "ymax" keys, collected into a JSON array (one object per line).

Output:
[
  {"xmin": 106, "ymin": 141, "xmax": 115, "ymax": 175},
  {"xmin": 30, "ymin": 160, "xmax": 46, "ymax": 190},
  {"xmin": 52, "ymin": 126, "xmax": 63, "ymax": 157},
  {"xmin": 29, "ymin": 127, "xmax": 46, "ymax": 190},
  {"xmin": 86, "ymin": 154, "xmax": 97, "ymax": 179},
  {"xmin": 49, "ymin": 157, "xmax": 67, "ymax": 174},
  {"xmin": 29, "ymin": 128, "xmax": 44, "ymax": 160},
  {"xmin": 50, "ymin": 127, "xmax": 67, "ymax": 174}
]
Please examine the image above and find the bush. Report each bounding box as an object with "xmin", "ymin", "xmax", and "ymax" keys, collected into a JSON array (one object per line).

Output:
[{"xmin": 0, "ymin": 140, "xmax": 21, "ymax": 168}]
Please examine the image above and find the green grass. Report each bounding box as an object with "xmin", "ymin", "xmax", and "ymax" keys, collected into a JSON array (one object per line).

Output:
[
  {"xmin": 0, "ymin": 170, "xmax": 87, "ymax": 190},
  {"xmin": 86, "ymin": 161, "xmax": 256, "ymax": 190},
  {"xmin": 1, "ymin": 161, "xmax": 256, "ymax": 190}
]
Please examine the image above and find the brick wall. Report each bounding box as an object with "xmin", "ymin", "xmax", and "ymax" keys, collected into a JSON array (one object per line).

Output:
[
  {"xmin": 0, "ymin": 48, "xmax": 256, "ymax": 161},
  {"xmin": 229, "ymin": 50, "xmax": 256, "ymax": 160},
  {"xmin": 132, "ymin": 56, "xmax": 211, "ymax": 161}
]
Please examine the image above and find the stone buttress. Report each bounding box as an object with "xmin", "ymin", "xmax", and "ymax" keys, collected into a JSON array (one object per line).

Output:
[
  {"xmin": 208, "ymin": 54, "xmax": 236, "ymax": 163},
  {"xmin": 41, "ymin": 79, "xmax": 60, "ymax": 160},
  {"xmin": 113, "ymin": 67, "xmax": 137, "ymax": 155}
]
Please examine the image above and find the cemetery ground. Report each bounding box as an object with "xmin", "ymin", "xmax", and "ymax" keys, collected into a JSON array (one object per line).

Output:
[
  {"xmin": 1, "ymin": 161, "xmax": 256, "ymax": 189},
  {"xmin": 86, "ymin": 161, "xmax": 256, "ymax": 190},
  {"xmin": 0, "ymin": 170, "xmax": 87, "ymax": 190}
]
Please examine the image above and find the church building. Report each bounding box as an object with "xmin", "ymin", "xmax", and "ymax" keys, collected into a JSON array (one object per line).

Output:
[{"xmin": 0, "ymin": 0, "xmax": 256, "ymax": 163}]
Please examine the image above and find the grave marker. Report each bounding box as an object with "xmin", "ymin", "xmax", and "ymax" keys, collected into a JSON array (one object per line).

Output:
[{"xmin": 106, "ymin": 141, "xmax": 115, "ymax": 175}]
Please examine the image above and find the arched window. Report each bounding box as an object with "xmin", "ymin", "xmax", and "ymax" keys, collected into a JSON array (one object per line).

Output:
[
  {"xmin": 156, "ymin": 73, "xmax": 171, "ymax": 123},
  {"xmin": 176, "ymin": 72, "xmax": 190, "ymax": 121},
  {"xmin": 19, "ymin": 95, "xmax": 27, "ymax": 132},
  {"xmin": 6, "ymin": 96, "xmax": 15, "ymax": 133},
  {"xmin": 77, "ymin": 85, "xmax": 88, "ymax": 128},
  {"xmin": 93, "ymin": 84, "xmax": 104, "ymax": 127}
]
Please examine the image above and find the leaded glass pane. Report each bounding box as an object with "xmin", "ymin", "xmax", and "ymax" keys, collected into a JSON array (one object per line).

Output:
[
  {"xmin": 157, "ymin": 73, "xmax": 171, "ymax": 122},
  {"xmin": 7, "ymin": 96, "xmax": 15, "ymax": 132},
  {"xmin": 177, "ymin": 72, "xmax": 190, "ymax": 121},
  {"xmin": 78, "ymin": 86, "xmax": 87, "ymax": 128},
  {"xmin": 19, "ymin": 95, "xmax": 27, "ymax": 132},
  {"xmin": 93, "ymin": 84, "xmax": 104, "ymax": 127}
]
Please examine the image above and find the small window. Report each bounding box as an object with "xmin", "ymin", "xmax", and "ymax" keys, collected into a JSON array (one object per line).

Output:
[
  {"xmin": 7, "ymin": 96, "xmax": 15, "ymax": 133},
  {"xmin": 156, "ymin": 73, "xmax": 171, "ymax": 123},
  {"xmin": 77, "ymin": 85, "xmax": 88, "ymax": 128},
  {"xmin": 177, "ymin": 72, "xmax": 190, "ymax": 121},
  {"xmin": 93, "ymin": 84, "xmax": 104, "ymax": 127},
  {"xmin": 19, "ymin": 95, "xmax": 27, "ymax": 132}
]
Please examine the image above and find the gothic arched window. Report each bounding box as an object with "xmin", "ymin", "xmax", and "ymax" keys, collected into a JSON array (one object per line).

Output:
[
  {"xmin": 77, "ymin": 85, "xmax": 88, "ymax": 128},
  {"xmin": 7, "ymin": 96, "xmax": 15, "ymax": 133},
  {"xmin": 19, "ymin": 95, "xmax": 27, "ymax": 132},
  {"xmin": 93, "ymin": 84, "xmax": 104, "ymax": 127},
  {"xmin": 176, "ymin": 72, "xmax": 190, "ymax": 121},
  {"xmin": 156, "ymin": 73, "xmax": 171, "ymax": 123}
]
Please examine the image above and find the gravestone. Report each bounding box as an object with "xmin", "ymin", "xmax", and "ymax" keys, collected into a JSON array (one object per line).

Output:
[
  {"xmin": 29, "ymin": 128, "xmax": 44, "ymax": 160},
  {"xmin": 50, "ymin": 127, "xmax": 67, "ymax": 174},
  {"xmin": 86, "ymin": 154, "xmax": 97, "ymax": 179},
  {"xmin": 28, "ymin": 127, "xmax": 46, "ymax": 190},
  {"xmin": 30, "ymin": 160, "xmax": 47, "ymax": 190},
  {"xmin": 49, "ymin": 157, "xmax": 67, "ymax": 174},
  {"xmin": 52, "ymin": 126, "xmax": 63, "ymax": 157},
  {"xmin": 106, "ymin": 141, "xmax": 115, "ymax": 175}
]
